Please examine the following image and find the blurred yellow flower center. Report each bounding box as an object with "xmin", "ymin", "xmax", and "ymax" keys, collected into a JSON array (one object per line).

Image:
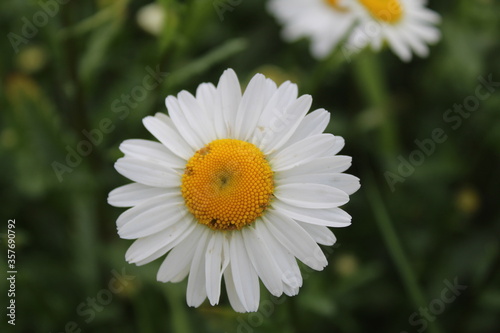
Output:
[
  {"xmin": 324, "ymin": 0, "xmax": 349, "ymax": 12},
  {"xmin": 359, "ymin": 0, "xmax": 403, "ymax": 23},
  {"xmin": 181, "ymin": 139, "xmax": 274, "ymax": 231}
]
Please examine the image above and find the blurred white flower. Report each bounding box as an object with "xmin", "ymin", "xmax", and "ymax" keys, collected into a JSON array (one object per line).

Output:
[
  {"xmin": 268, "ymin": 0, "xmax": 441, "ymax": 62},
  {"xmin": 268, "ymin": 0, "xmax": 357, "ymax": 59},
  {"xmin": 344, "ymin": 0, "xmax": 441, "ymax": 61},
  {"xmin": 136, "ymin": 3, "xmax": 165, "ymax": 36}
]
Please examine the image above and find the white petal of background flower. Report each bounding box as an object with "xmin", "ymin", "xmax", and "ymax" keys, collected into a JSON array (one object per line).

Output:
[{"xmin": 268, "ymin": 0, "xmax": 358, "ymax": 59}]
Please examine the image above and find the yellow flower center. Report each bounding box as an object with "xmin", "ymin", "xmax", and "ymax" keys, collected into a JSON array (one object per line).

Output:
[
  {"xmin": 181, "ymin": 139, "xmax": 274, "ymax": 231},
  {"xmin": 359, "ymin": 0, "xmax": 403, "ymax": 23},
  {"xmin": 324, "ymin": 0, "xmax": 349, "ymax": 12}
]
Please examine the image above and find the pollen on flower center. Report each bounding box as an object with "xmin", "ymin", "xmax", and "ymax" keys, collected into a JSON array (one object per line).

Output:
[
  {"xmin": 181, "ymin": 139, "xmax": 274, "ymax": 231},
  {"xmin": 359, "ymin": 0, "xmax": 403, "ymax": 23},
  {"xmin": 324, "ymin": 0, "xmax": 349, "ymax": 12}
]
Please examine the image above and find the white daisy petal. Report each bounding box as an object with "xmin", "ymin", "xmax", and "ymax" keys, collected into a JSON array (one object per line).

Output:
[
  {"xmin": 412, "ymin": 7, "xmax": 441, "ymax": 24},
  {"xmin": 283, "ymin": 284, "xmax": 300, "ymax": 297},
  {"xmin": 165, "ymin": 95, "xmax": 205, "ymax": 150},
  {"xmin": 347, "ymin": 26, "xmax": 370, "ymax": 52},
  {"xmin": 297, "ymin": 222, "xmax": 337, "ymax": 246},
  {"xmin": 196, "ymin": 82, "xmax": 217, "ymax": 108},
  {"xmin": 263, "ymin": 78, "xmax": 278, "ymax": 105},
  {"xmin": 281, "ymin": 108, "xmax": 330, "ymax": 149},
  {"xmin": 117, "ymin": 196, "xmax": 187, "ymax": 239},
  {"xmin": 252, "ymin": 81, "xmax": 298, "ymax": 148},
  {"xmin": 108, "ymin": 183, "xmax": 175, "ymax": 207},
  {"xmin": 142, "ymin": 116, "xmax": 193, "ymax": 160},
  {"xmin": 230, "ymin": 232, "xmax": 260, "ymax": 312},
  {"xmin": 385, "ymin": 26, "xmax": 413, "ymax": 62},
  {"xmin": 196, "ymin": 83, "xmax": 223, "ymax": 138},
  {"xmin": 270, "ymin": 134, "xmax": 336, "ymax": 171},
  {"xmin": 275, "ymin": 156, "xmax": 353, "ymax": 180},
  {"xmin": 119, "ymin": 139, "xmax": 185, "ymax": 169},
  {"xmin": 116, "ymin": 193, "xmax": 180, "ymax": 228},
  {"xmin": 223, "ymin": 263, "xmax": 247, "ymax": 313},
  {"xmin": 261, "ymin": 94, "xmax": 313, "ymax": 154},
  {"xmin": 272, "ymin": 200, "xmax": 352, "ymax": 227},
  {"xmin": 186, "ymin": 227, "xmax": 210, "ymax": 307},
  {"xmin": 157, "ymin": 223, "xmax": 205, "ymax": 282},
  {"xmin": 153, "ymin": 111, "xmax": 171, "ymax": 123},
  {"xmin": 134, "ymin": 218, "xmax": 197, "ymax": 266},
  {"xmin": 178, "ymin": 90, "xmax": 217, "ymax": 145},
  {"xmin": 255, "ymin": 221, "xmax": 302, "ymax": 290},
  {"xmin": 328, "ymin": 173, "xmax": 361, "ymax": 195},
  {"xmin": 274, "ymin": 183, "xmax": 349, "ymax": 209},
  {"xmin": 114, "ymin": 157, "xmax": 181, "ymax": 188},
  {"xmin": 205, "ymin": 232, "xmax": 225, "ymax": 305},
  {"xmin": 276, "ymin": 173, "xmax": 361, "ymax": 196},
  {"xmin": 217, "ymin": 68, "xmax": 242, "ymax": 136},
  {"xmin": 406, "ymin": 22, "xmax": 441, "ymax": 44},
  {"xmin": 125, "ymin": 216, "xmax": 195, "ymax": 264},
  {"xmin": 234, "ymin": 73, "xmax": 268, "ymax": 141},
  {"xmin": 263, "ymin": 210, "xmax": 328, "ymax": 271},
  {"xmin": 242, "ymin": 226, "xmax": 283, "ymax": 297},
  {"xmin": 400, "ymin": 26, "xmax": 429, "ymax": 58},
  {"xmin": 331, "ymin": 136, "xmax": 345, "ymax": 155}
]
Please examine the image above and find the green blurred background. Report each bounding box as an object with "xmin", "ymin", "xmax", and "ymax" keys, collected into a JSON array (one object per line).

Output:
[{"xmin": 1, "ymin": 0, "xmax": 499, "ymax": 332}]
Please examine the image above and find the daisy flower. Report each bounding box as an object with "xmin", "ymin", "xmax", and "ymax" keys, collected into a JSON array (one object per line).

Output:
[
  {"xmin": 108, "ymin": 69, "xmax": 360, "ymax": 312},
  {"xmin": 267, "ymin": 0, "xmax": 358, "ymax": 59},
  {"xmin": 344, "ymin": 0, "xmax": 441, "ymax": 61}
]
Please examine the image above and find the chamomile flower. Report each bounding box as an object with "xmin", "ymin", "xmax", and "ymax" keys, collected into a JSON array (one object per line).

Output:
[
  {"xmin": 344, "ymin": 0, "xmax": 441, "ymax": 61},
  {"xmin": 268, "ymin": 0, "xmax": 357, "ymax": 59},
  {"xmin": 108, "ymin": 69, "xmax": 360, "ymax": 312}
]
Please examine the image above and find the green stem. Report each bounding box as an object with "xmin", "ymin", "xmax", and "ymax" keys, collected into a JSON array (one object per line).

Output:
[
  {"xmin": 353, "ymin": 52, "xmax": 399, "ymax": 157},
  {"xmin": 163, "ymin": 284, "xmax": 192, "ymax": 333},
  {"xmin": 72, "ymin": 191, "xmax": 98, "ymax": 294},
  {"xmin": 133, "ymin": 293, "xmax": 155, "ymax": 333},
  {"xmin": 364, "ymin": 173, "xmax": 443, "ymax": 333},
  {"xmin": 307, "ymin": 52, "xmax": 343, "ymax": 91}
]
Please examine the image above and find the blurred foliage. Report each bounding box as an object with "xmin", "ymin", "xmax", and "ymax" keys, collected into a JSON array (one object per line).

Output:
[{"xmin": 1, "ymin": 0, "xmax": 499, "ymax": 332}]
